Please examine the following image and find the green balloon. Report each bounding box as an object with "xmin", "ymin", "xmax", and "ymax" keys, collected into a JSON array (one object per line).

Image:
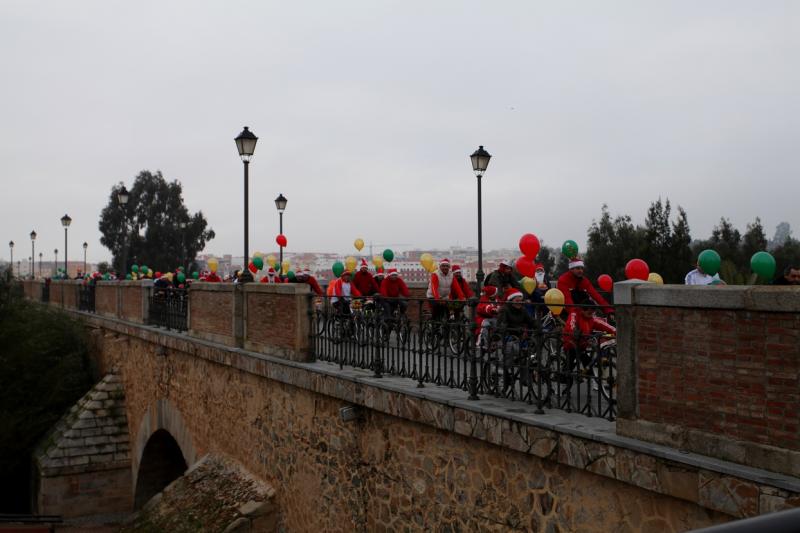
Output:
[
  {"xmin": 383, "ymin": 248, "xmax": 394, "ymax": 262},
  {"xmin": 125, "ymin": 273, "xmax": 132, "ymax": 280},
  {"xmin": 698, "ymin": 249, "xmax": 721, "ymax": 276},
  {"xmin": 192, "ymin": 271, "xmax": 199, "ymax": 279},
  {"xmin": 131, "ymin": 264, "xmax": 139, "ymax": 273},
  {"xmin": 750, "ymin": 251, "xmax": 776, "ymax": 280},
  {"xmin": 287, "ymin": 270, "xmax": 296, "ymax": 281},
  {"xmin": 332, "ymin": 261, "xmax": 344, "ymax": 277},
  {"xmin": 562, "ymin": 240, "xmax": 579, "ymax": 259},
  {"xmin": 140, "ymin": 265, "xmax": 148, "ymax": 275},
  {"xmin": 177, "ymin": 266, "xmax": 184, "ymax": 272},
  {"xmin": 177, "ymin": 272, "xmax": 186, "ymax": 283},
  {"xmin": 253, "ymin": 256, "xmax": 264, "ymax": 270}
]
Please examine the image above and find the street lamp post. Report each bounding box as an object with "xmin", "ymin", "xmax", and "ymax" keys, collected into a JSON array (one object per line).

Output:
[
  {"xmin": 179, "ymin": 221, "xmax": 187, "ymax": 272},
  {"xmin": 39, "ymin": 252, "xmax": 42, "ymax": 277},
  {"xmin": 61, "ymin": 214, "xmax": 72, "ymax": 277},
  {"xmin": 235, "ymin": 126, "xmax": 258, "ymax": 282},
  {"xmin": 54, "ymin": 249, "xmax": 58, "ymax": 277},
  {"xmin": 30, "ymin": 231, "xmax": 37, "ymax": 279},
  {"xmin": 83, "ymin": 242, "xmax": 88, "ymax": 275},
  {"xmin": 275, "ymin": 194, "xmax": 287, "ymax": 271},
  {"xmin": 117, "ymin": 186, "xmax": 130, "ymax": 277},
  {"xmin": 469, "ymin": 146, "xmax": 492, "ymax": 290},
  {"xmin": 9, "ymin": 241, "xmax": 14, "ymax": 278}
]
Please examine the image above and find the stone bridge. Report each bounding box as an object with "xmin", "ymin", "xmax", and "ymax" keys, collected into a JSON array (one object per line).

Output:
[{"xmin": 21, "ymin": 280, "xmax": 800, "ymax": 532}]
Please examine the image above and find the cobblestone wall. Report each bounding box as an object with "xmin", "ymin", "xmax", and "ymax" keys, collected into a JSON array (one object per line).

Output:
[{"xmin": 94, "ymin": 331, "xmax": 732, "ymax": 532}]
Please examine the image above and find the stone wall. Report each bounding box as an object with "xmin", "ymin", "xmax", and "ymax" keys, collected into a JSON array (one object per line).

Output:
[
  {"xmin": 78, "ymin": 314, "xmax": 800, "ymax": 531},
  {"xmin": 615, "ymin": 282, "xmax": 800, "ymax": 478},
  {"xmin": 34, "ymin": 374, "xmax": 132, "ymax": 517},
  {"xmin": 95, "ymin": 282, "xmax": 118, "ymax": 317},
  {"xmin": 120, "ymin": 282, "xmax": 148, "ymax": 323}
]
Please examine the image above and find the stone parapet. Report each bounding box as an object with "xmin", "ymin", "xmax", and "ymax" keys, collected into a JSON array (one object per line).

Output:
[
  {"xmin": 95, "ymin": 282, "xmax": 119, "ymax": 318},
  {"xmin": 119, "ymin": 280, "xmax": 150, "ymax": 323},
  {"xmin": 614, "ymin": 281, "xmax": 800, "ymax": 478},
  {"xmin": 188, "ymin": 282, "xmax": 236, "ymax": 346},
  {"xmin": 243, "ymin": 282, "xmax": 311, "ymax": 362}
]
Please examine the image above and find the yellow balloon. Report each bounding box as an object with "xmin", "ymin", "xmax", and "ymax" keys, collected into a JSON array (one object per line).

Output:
[
  {"xmin": 208, "ymin": 257, "xmax": 219, "ymax": 273},
  {"xmin": 165, "ymin": 272, "xmax": 173, "ymax": 282},
  {"xmin": 253, "ymin": 251, "xmax": 263, "ymax": 259},
  {"xmin": 354, "ymin": 238, "xmax": 364, "ymax": 251},
  {"xmin": 147, "ymin": 270, "xmax": 153, "ymax": 279},
  {"xmin": 345, "ymin": 256, "xmax": 357, "ymax": 272},
  {"xmin": 544, "ymin": 288, "xmax": 565, "ymax": 315},
  {"xmin": 373, "ymin": 255, "xmax": 384, "ymax": 269},
  {"xmin": 266, "ymin": 254, "xmax": 277, "ymax": 268},
  {"xmin": 428, "ymin": 262, "xmax": 438, "ymax": 273},
  {"xmin": 420, "ymin": 252, "xmax": 433, "ymax": 272},
  {"xmin": 521, "ymin": 276, "xmax": 536, "ymax": 295},
  {"xmin": 648, "ymin": 272, "xmax": 664, "ymax": 285},
  {"xmin": 281, "ymin": 259, "xmax": 291, "ymax": 275}
]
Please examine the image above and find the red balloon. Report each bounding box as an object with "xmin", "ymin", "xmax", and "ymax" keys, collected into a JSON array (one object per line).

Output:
[
  {"xmin": 597, "ymin": 274, "xmax": 613, "ymax": 292},
  {"xmin": 625, "ymin": 259, "xmax": 649, "ymax": 281},
  {"xmin": 155, "ymin": 271, "xmax": 162, "ymax": 278},
  {"xmin": 276, "ymin": 234, "xmax": 287, "ymax": 247},
  {"xmin": 515, "ymin": 256, "xmax": 535, "ymax": 278},
  {"xmin": 519, "ymin": 233, "xmax": 541, "ymax": 260},
  {"xmin": 248, "ymin": 261, "xmax": 258, "ymax": 274}
]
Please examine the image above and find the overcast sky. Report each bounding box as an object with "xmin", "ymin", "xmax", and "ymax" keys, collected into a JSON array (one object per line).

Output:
[{"xmin": 1, "ymin": 1, "xmax": 798, "ymax": 264}]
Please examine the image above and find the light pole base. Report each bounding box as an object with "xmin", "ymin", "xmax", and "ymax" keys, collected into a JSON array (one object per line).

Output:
[{"xmin": 239, "ymin": 271, "xmax": 254, "ymax": 283}]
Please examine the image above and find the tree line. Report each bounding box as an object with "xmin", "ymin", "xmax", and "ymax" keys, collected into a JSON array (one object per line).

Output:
[{"xmin": 537, "ymin": 199, "xmax": 798, "ymax": 285}]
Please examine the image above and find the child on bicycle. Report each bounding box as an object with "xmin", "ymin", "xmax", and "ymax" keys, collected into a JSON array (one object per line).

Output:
[
  {"xmin": 562, "ymin": 290, "xmax": 615, "ymax": 371},
  {"xmin": 475, "ymin": 285, "xmax": 500, "ymax": 347}
]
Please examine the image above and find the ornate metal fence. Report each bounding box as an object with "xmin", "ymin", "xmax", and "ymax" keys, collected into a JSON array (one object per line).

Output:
[
  {"xmin": 148, "ymin": 287, "xmax": 188, "ymax": 332},
  {"xmin": 310, "ymin": 295, "xmax": 617, "ymax": 421},
  {"xmin": 78, "ymin": 284, "xmax": 95, "ymax": 312},
  {"xmin": 41, "ymin": 282, "xmax": 50, "ymax": 303}
]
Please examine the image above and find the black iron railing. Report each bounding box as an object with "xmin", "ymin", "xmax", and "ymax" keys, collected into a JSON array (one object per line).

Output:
[
  {"xmin": 148, "ymin": 287, "xmax": 188, "ymax": 331},
  {"xmin": 310, "ymin": 296, "xmax": 617, "ymax": 421},
  {"xmin": 41, "ymin": 282, "xmax": 50, "ymax": 303},
  {"xmin": 78, "ymin": 284, "xmax": 95, "ymax": 312}
]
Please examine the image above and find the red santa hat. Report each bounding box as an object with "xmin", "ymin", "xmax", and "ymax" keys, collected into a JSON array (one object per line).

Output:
[
  {"xmin": 267, "ymin": 267, "xmax": 276, "ymax": 275},
  {"xmin": 375, "ymin": 268, "xmax": 385, "ymax": 277},
  {"xmin": 534, "ymin": 263, "xmax": 545, "ymax": 271},
  {"xmin": 568, "ymin": 257, "xmax": 585, "ymax": 269},
  {"xmin": 481, "ymin": 285, "xmax": 497, "ymax": 297},
  {"xmin": 440, "ymin": 258, "xmax": 451, "ymax": 266},
  {"xmin": 506, "ymin": 289, "xmax": 524, "ymax": 302},
  {"xmin": 387, "ymin": 268, "xmax": 398, "ymax": 277},
  {"xmin": 360, "ymin": 259, "xmax": 368, "ymax": 270},
  {"xmin": 452, "ymin": 264, "xmax": 462, "ymax": 273}
]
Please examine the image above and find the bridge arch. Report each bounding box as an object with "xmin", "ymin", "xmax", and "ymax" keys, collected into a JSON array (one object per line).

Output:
[{"xmin": 132, "ymin": 399, "xmax": 197, "ymax": 509}]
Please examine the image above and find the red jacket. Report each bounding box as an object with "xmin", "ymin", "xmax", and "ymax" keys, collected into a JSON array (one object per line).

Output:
[
  {"xmin": 379, "ymin": 276, "xmax": 409, "ymax": 298},
  {"xmin": 353, "ymin": 270, "xmax": 379, "ymax": 296},
  {"xmin": 475, "ymin": 295, "xmax": 499, "ymax": 332},
  {"xmin": 562, "ymin": 311, "xmax": 616, "ymax": 351},
  {"xmin": 203, "ymin": 273, "xmax": 222, "ymax": 283},
  {"xmin": 453, "ymin": 276, "xmax": 474, "ymax": 299},
  {"xmin": 259, "ymin": 275, "xmax": 284, "ymax": 283},
  {"xmin": 556, "ymin": 271, "xmax": 613, "ymax": 315}
]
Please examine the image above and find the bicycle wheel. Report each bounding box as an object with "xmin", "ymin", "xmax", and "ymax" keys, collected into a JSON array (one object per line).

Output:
[
  {"xmin": 593, "ymin": 345, "xmax": 617, "ymax": 402},
  {"xmin": 448, "ymin": 321, "xmax": 466, "ymax": 355}
]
